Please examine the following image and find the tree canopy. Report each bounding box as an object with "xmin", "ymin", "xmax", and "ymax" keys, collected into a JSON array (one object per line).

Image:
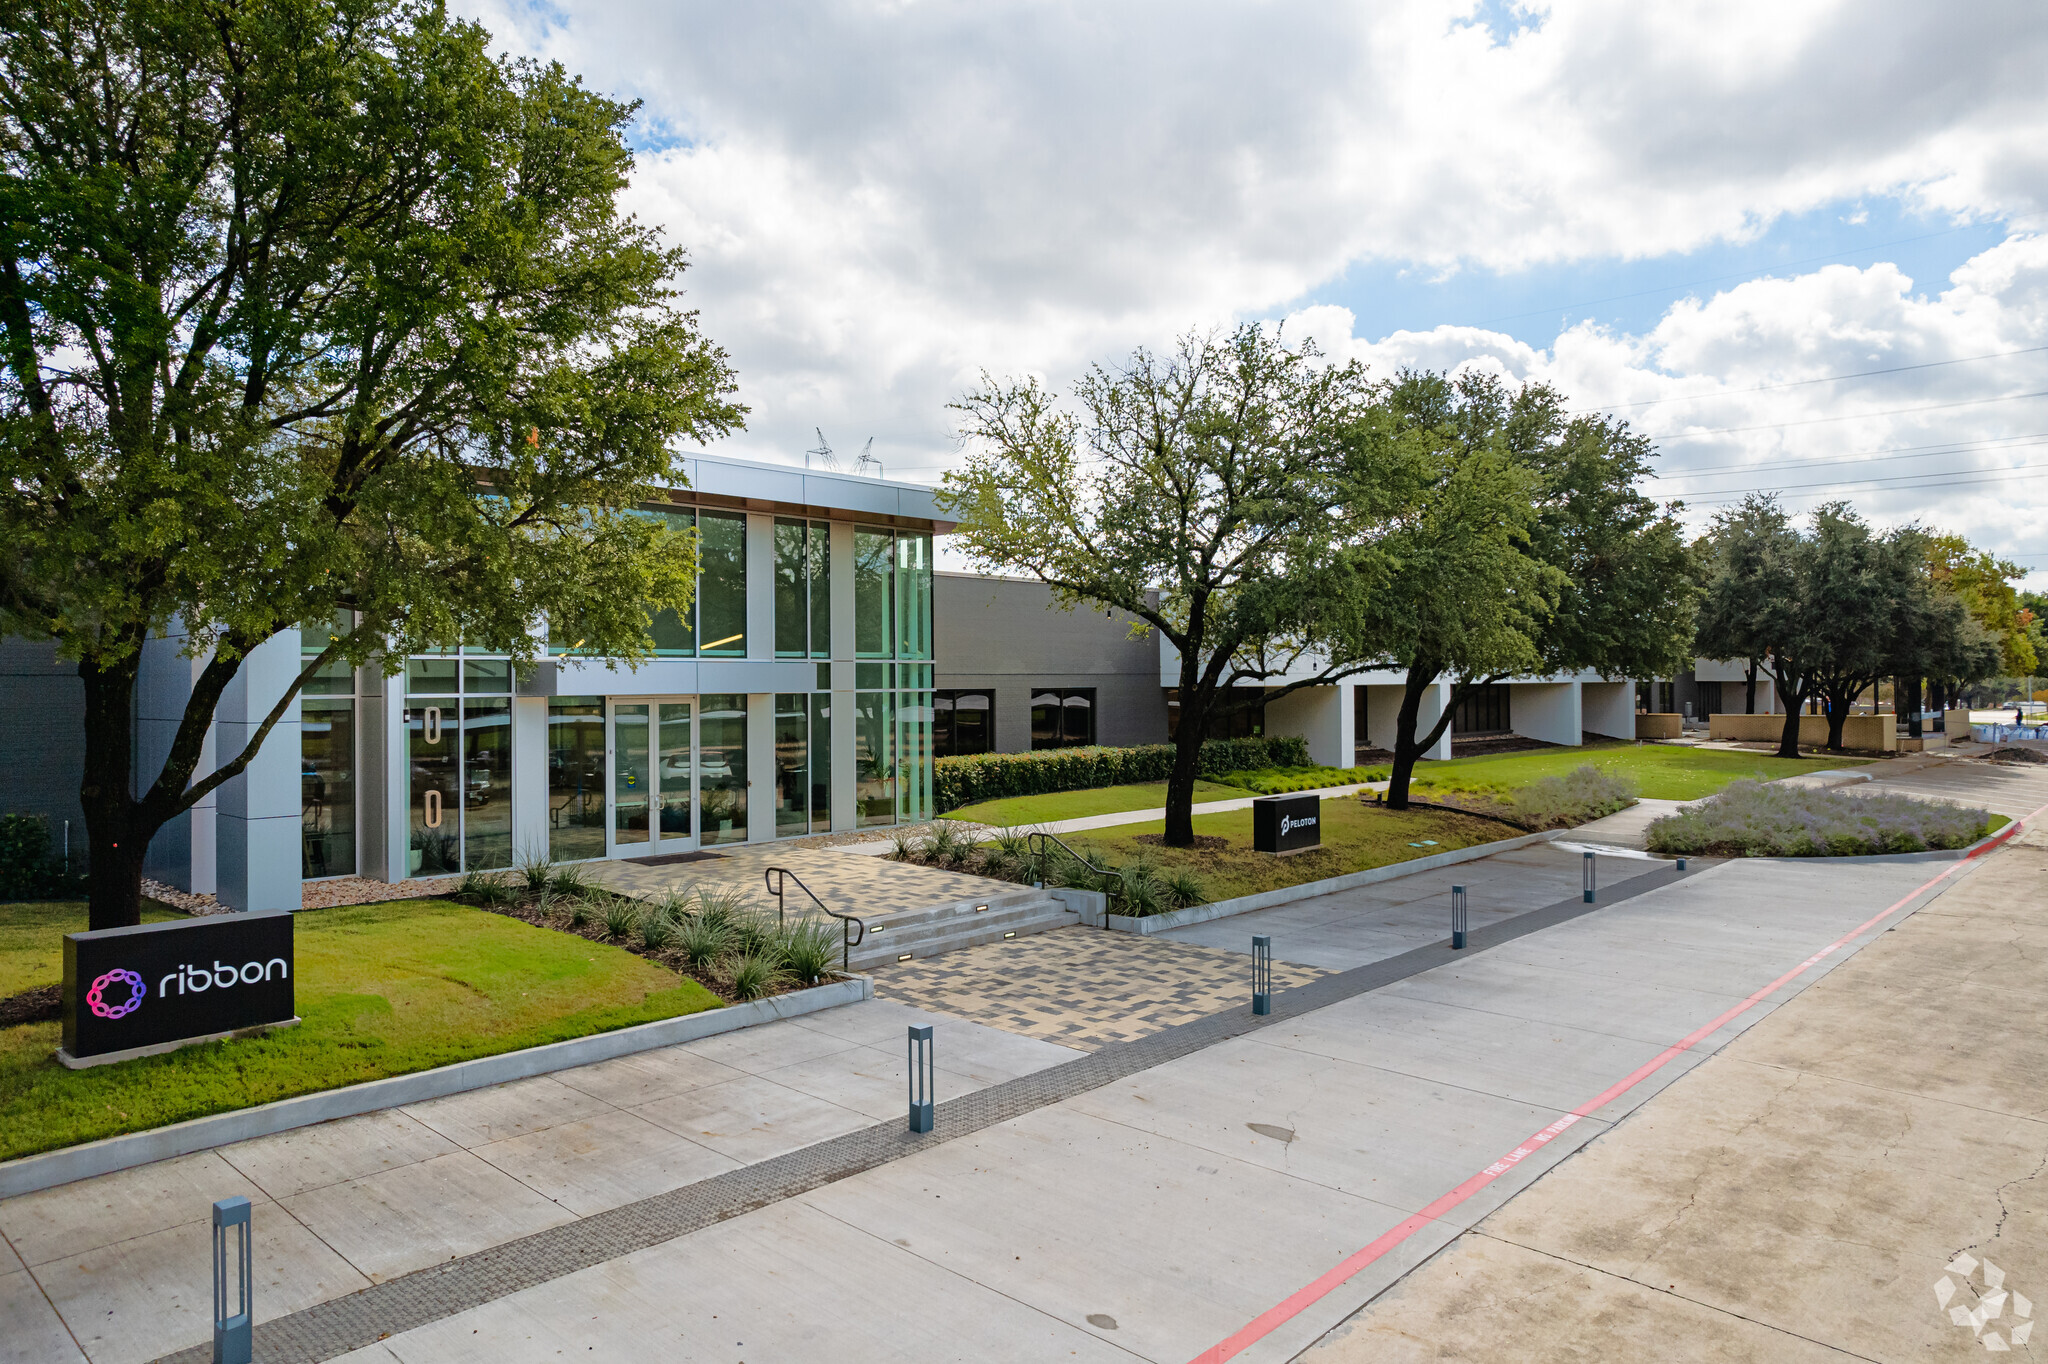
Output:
[
  {"xmin": 941, "ymin": 326, "xmax": 1415, "ymax": 845},
  {"xmin": 0, "ymin": 0, "xmax": 743, "ymax": 926}
]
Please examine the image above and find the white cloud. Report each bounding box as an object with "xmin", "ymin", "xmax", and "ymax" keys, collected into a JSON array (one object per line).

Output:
[{"xmin": 456, "ymin": 1, "xmax": 2048, "ymax": 575}]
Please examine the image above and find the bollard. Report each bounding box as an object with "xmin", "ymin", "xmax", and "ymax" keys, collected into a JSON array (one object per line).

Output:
[
  {"xmin": 1676, "ymin": 857, "xmax": 1687, "ymax": 873},
  {"xmin": 1252, "ymin": 935, "xmax": 1273, "ymax": 1015},
  {"xmin": 1582, "ymin": 849, "xmax": 1596, "ymax": 903},
  {"xmin": 907, "ymin": 1024, "xmax": 934, "ymax": 1134},
  {"xmin": 212, "ymin": 1196, "xmax": 253, "ymax": 1364},
  {"xmin": 1450, "ymin": 884, "xmax": 1468, "ymax": 950}
]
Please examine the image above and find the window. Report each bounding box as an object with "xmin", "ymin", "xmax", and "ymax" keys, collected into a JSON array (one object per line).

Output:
[
  {"xmin": 775, "ymin": 519, "xmax": 832, "ymax": 657},
  {"xmin": 548, "ymin": 697, "xmax": 605, "ymax": 862},
  {"xmin": 774, "ymin": 693, "xmax": 808, "ymax": 838},
  {"xmin": 897, "ymin": 690, "xmax": 933, "ymax": 823},
  {"xmin": 933, "ymin": 690, "xmax": 993, "ymax": 757},
  {"xmin": 1452, "ymin": 683, "xmax": 1511, "ymax": 735},
  {"xmin": 698, "ymin": 510, "xmax": 747, "ymax": 655},
  {"xmin": 808, "ymin": 694, "xmax": 831, "ymax": 833},
  {"xmin": 855, "ymin": 691, "xmax": 895, "ymax": 825},
  {"xmin": 699, "ymin": 694, "xmax": 748, "ymax": 845},
  {"xmin": 1165, "ymin": 687, "xmax": 1264, "ymax": 740},
  {"xmin": 1031, "ymin": 688, "xmax": 1096, "ymax": 749},
  {"xmin": 854, "ymin": 527, "xmax": 894, "ymax": 657},
  {"xmin": 895, "ymin": 530, "xmax": 932, "ymax": 659},
  {"xmin": 404, "ymin": 652, "xmax": 514, "ymax": 874},
  {"xmin": 301, "ymin": 616, "xmax": 357, "ymax": 878}
]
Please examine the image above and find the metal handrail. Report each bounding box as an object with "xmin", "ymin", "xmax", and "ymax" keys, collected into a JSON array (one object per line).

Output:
[
  {"xmin": 764, "ymin": 866, "xmax": 868, "ymax": 973},
  {"xmin": 1025, "ymin": 831, "xmax": 1125, "ymax": 927}
]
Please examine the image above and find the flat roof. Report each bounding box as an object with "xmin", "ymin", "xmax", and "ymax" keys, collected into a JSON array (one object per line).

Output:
[{"xmin": 661, "ymin": 451, "xmax": 955, "ymax": 532}]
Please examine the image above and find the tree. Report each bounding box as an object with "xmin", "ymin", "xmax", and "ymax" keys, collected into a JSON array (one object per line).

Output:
[
  {"xmin": 1364, "ymin": 372, "xmax": 1694, "ymax": 808},
  {"xmin": 1694, "ymin": 495, "xmax": 1797, "ymax": 716},
  {"xmin": 1926, "ymin": 535, "xmax": 2037, "ymax": 678},
  {"xmin": 941, "ymin": 326, "xmax": 1415, "ymax": 846},
  {"xmin": 0, "ymin": 1, "xmax": 743, "ymax": 928}
]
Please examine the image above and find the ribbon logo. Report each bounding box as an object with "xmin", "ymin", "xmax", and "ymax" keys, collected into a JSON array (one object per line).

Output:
[{"xmin": 85, "ymin": 968, "xmax": 146, "ymax": 1020}]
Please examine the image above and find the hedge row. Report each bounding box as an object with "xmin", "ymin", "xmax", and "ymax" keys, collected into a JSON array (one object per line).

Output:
[
  {"xmin": 934, "ymin": 735, "xmax": 1312, "ymax": 814},
  {"xmin": 0, "ymin": 813, "xmax": 86, "ymax": 901}
]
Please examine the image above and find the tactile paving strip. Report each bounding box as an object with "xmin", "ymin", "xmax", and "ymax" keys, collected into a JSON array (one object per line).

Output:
[{"xmin": 152, "ymin": 862, "xmax": 1680, "ymax": 1364}]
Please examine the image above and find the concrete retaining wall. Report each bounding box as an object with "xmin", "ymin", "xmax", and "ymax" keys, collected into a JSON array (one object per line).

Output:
[{"xmin": 1636, "ymin": 713, "xmax": 1682, "ymax": 739}]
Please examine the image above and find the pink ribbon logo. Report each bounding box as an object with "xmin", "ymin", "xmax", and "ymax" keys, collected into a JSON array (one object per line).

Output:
[{"xmin": 86, "ymin": 969, "xmax": 146, "ymax": 1020}]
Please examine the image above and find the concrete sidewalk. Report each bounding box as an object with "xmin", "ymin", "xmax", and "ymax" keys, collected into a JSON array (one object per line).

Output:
[
  {"xmin": 1306, "ymin": 838, "xmax": 2048, "ymax": 1362},
  {"xmin": 223, "ymin": 853, "xmax": 1958, "ymax": 1363}
]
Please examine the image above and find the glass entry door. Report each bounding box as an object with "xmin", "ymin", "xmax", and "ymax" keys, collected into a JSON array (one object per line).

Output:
[{"xmin": 608, "ymin": 699, "xmax": 696, "ymax": 857}]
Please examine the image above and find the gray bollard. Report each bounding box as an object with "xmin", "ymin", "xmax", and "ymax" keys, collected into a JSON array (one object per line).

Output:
[
  {"xmin": 907, "ymin": 1025, "xmax": 934, "ymax": 1134},
  {"xmin": 1450, "ymin": 884, "xmax": 1468, "ymax": 950},
  {"xmin": 1252, "ymin": 935, "xmax": 1273, "ymax": 1015},
  {"xmin": 1582, "ymin": 849, "xmax": 1596, "ymax": 903},
  {"xmin": 212, "ymin": 1196, "xmax": 253, "ymax": 1364}
]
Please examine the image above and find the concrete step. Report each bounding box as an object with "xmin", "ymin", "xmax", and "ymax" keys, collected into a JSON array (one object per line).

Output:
[{"xmin": 846, "ymin": 895, "xmax": 1077, "ymax": 968}]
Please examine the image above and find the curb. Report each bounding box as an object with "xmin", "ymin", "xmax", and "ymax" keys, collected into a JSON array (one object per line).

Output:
[
  {"xmin": 0, "ymin": 976, "xmax": 872, "ymax": 1199},
  {"xmin": 1106, "ymin": 830, "xmax": 1562, "ymax": 934}
]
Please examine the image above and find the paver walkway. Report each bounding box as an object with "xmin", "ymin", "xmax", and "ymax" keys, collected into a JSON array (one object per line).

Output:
[{"xmin": 870, "ymin": 929, "xmax": 1327, "ymax": 1049}]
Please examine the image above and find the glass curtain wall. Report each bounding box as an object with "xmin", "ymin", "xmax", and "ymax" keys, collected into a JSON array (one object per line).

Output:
[
  {"xmin": 700, "ymin": 694, "xmax": 748, "ymax": 845},
  {"xmin": 548, "ymin": 698, "xmax": 606, "ymax": 861},
  {"xmin": 809, "ymin": 694, "xmax": 831, "ymax": 833},
  {"xmin": 301, "ymin": 618, "xmax": 357, "ymax": 878},
  {"xmin": 774, "ymin": 694, "xmax": 808, "ymax": 838},
  {"xmin": 775, "ymin": 519, "xmax": 832, "ymax": 657},
  {"xmin": 897, "ymin": 688, "xmax": 932, "ymax": 824},
  {"xmin": 855, "ymin": 527, "xmax": 894, "ymax": 657},
  {"xmin": 406, "ymin": 650, "xmax": 514, "ymax": 875},
  {"xmin": 658, "ymin": 702, "xmax": 694, "ymax": 841},
  {"xmin": 895, "ymin": 531, "xmax": 933, "ymax": 660},
  {"xmin": 599, "ymin": 505, "xmax": 748, "ymax": 659},
  {"xmin": 856, "ymin": 689, "xmax": 895, "ymax": 826}
]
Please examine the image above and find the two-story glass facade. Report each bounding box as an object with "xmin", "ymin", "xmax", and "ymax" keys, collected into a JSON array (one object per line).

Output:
[{"xmin": 275, "ymin": 454, "xmax": 949, "ymax": 895}]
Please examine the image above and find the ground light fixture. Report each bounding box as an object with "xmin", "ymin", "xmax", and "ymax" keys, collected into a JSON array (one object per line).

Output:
[
  {"xmin": 213, "ymin": 1196, "xmax": 253, "ymax": 1364},
  {"xmin": 908, "ymin": 1024, "xmax": 935, "ymax": 1134},
  {"xmin": 1583, "ymin": 850, "xmax": 1597, "ymax": 903},
  {"xmin": 1451, "ymin": 884, "xmax": 1469, "ymax": 950},
  {"xmin": 1252, "ymin": 935, "xmax": 1273, "ymax": 1015}
]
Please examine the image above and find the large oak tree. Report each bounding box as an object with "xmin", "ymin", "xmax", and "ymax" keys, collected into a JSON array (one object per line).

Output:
[{"xmin": 0, "ymin": 0, "xmax": 743, "ymax": 928}]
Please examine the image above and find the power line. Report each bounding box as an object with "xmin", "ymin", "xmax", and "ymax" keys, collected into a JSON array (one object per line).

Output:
[
  {"xmin": 1669, "ymin": 457, "xmax": 2048, "ymax": 499},
  {"xmin": 1580, "ymin": 345, "xmax": 2048, "ymax": 415},
  {"xmin": 1646, "ymin": 433, "xmax": 2048, "ymax": 482},
  {"xmin": 1646, "ymin": 389, "xmax": 2048, "ymax": 442},
  {"xmin": 1680, "ymin": 465, "xmax": 2047, "ymax": 507}
]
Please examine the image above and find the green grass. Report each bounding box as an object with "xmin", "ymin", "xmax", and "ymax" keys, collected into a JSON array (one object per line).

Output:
[
  {"xmin": 946, "ymin": 779, "xmax": 1245, "ymax": 826},
  {"xmin": 0, "ymin": 898, "xmax": 720, "ymax": 1161},
  {"xmin": 1063, "ymin": 798, "xmax": 1511, "ymax": 903},
  {"xmin": 1371, "ymin": 743, "xmax": 1872, "ymax": 802},
  {"xmin": 0, "ymin": 900, "xmax": 184, "ymax": 999}
]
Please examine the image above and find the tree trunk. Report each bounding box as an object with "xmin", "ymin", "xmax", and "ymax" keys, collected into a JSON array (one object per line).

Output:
[
  {"xmin": 1387, "ymin": 660, "xmax": 1450, "ymax": 811},
  {"xmin": 1162, "ymin": 717, "xmax": 1206, "ymax": 847},
  {"xmin": 1744, "ymin": 659, "xmax": 1758, "ymax": 713},
  {"xmin": 1899, "ymin": 675, "xmax": 1923, "ymax": 738},
  {"xmin": 1774, "ymin": 684, "xmax": 1803, "ymax": 758},
  {"xmin": 1823, "ymin": 692, "xmax": 1849, "ymax": 752},
  {"xmin": 79, "ymin": 655, "xmax": 150, "ymax": 931}
]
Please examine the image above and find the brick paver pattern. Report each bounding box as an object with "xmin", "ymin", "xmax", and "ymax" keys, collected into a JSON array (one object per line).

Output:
[
  {"xmin": 593, "ymin": 844, "xmax": 1015, "ymax": 919},
  {"xmin": 870, "ymin": 925, "xmax": 1328, "ymax": 1049}
]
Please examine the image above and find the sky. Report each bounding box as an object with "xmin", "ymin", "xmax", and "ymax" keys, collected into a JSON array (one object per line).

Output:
[{"xmin": 464, "ymin": 0, "xmax": 2048, "ymax": 587}]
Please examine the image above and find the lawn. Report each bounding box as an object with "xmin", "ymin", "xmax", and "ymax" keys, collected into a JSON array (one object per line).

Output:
[
  {"xmin": 1387, "ymin": 743, "xmax": 1872, "ymax": 802},
  {"xmin": 0, "ymin": 898, "xmax": 720, "ymax": 1161},
  {"xmin": 947, "ymin": 778, "xmax": 1245, "ymax": 827},
  {"xmin": 1061, "ymin": 797, "xmax": 1511, "ymax": 904}
]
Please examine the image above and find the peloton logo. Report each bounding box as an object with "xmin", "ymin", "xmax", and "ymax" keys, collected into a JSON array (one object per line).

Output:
[
  {"xmin": 1279, "ymin": 814, "xmax": 1318, "ymax": 836},
  {"xmin": 1935, "ymin": 1252, "xmax": 2033, "ymax": 1350},
  {"xmin": 87, "ymin": 958, "xmax": 289, "ymax": 1022}
]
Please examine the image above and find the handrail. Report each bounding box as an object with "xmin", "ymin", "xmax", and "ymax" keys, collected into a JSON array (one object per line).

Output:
[
  {"xmin": 764, "ymin": 866, "xmax": 868, "ymax": 973},
  {"xmin": 1025, "ymin": 831, "xmax": 1124, "ymax": 928}
]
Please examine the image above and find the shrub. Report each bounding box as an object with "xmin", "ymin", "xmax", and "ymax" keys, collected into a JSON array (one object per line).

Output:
[
  {"xmin": 778, "ymin": 916, "xmax": 841, "ymax": 984},
  {"xmin": 601, "ymin": 896, "xmax": 639, "ymax": 940},
  {"xmin": 566, "ymin": 895, "xmax": 592, "ymax": 929},
  {"xmin": 639, "ymin": 906, "xmax": 677, "ymax": 951},
  {"xmin": 694, "ymin": 883, "xmax": 751, "ymax": 928},
  {"xmin": 0, "ymin": 813, "xmax": 85, "ymax": 901},
  {"xmin": 1503, "ymin": 765, "xmax": 1638, "ymax": 829},
  {"xmin": 933, "ymin": 735, "xmax": 1312, "ymax": 812},
  {"xmin": 1118, "ymin": 864, "xmax": 1165, "ymax": 917},
  {"xmin": 726, "ymin": 906, "xmax": 776, "ymax": 956},
  {"xmin": 457, "ymin": 869, "xmax": 512, "ymax": 905},
  {"xmin": 1645, "ymin": 780, "xmax": 1993, "ymax": 858},
  {"xmin": 1162, "ymin": 868, "xmax": 1207, "ymax": 909},
  {"xmin": 676, "ymin": 913, "xmax": 730, "ymax": 970},
  {"xmin": 548, "ymin": 863, "xmax": 599, "ymax": 899},
  {"xmin": 515, "ymin": 851, "xmax": 555, "ymax": 893},
  {"xmin": 1213, "ymin": 764, "xmax": 1358, "ymax": 795},
  {"xmin": 729, "ymin": 951, "xmax": 785, "ymax": 1001}
]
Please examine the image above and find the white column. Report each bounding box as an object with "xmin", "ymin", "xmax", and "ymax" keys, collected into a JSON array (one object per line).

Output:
[
  {"xmin": 216, "ymin": 629, "xmax": 301, "ymax": 912},
  {"xmin": 510, "ymin": 696, "xmax": 548, "ymax": 866},
  {"xmin": 1511, "ymin": 682, "xmax": 1582, "ymax": 746},
  {"xmin": 1336, "ymin": 682, "xmax": 1357, "ymax": 767},
  {"xmin": 829, "ymin": 520, "xmax": 855, "ymax": 663},
  {"xmin": 830, "ymin": 688, "xmax": 857, "ymax": 832},
  {"xmin": 746, "ymin": 512, "xmax": 775, "ymax": 660},
  {"xmin": 746, "ymin": 691, "xmax": 774, "ymax": 843},
  {"xmin": 1264, "ymin": 686, "xmax": 1344, "ymax": 766},
  {"xmin": 1580, "ymin": 680, "xmax": 1635, "ymax": 740},
  {"xmin": 381, "ymin": 679, "xmax": 411, "ymax": 882}
]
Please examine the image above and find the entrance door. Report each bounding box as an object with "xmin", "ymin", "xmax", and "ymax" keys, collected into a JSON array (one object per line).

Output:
[{"xmin": 607, "ymin": 698, "xmax": 697, "ymax": 858}]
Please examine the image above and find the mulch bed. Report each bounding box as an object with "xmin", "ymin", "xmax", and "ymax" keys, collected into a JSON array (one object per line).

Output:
[
  {"xmin": 1984, "ymin": 747, "xmax": 2048, "ymax": 765},
  {"xmin": 1131, "ymin": 834, "xmax": 1231, "ymax": 852},
  {"xmin": 0, "ymin": 983, "xmax": 59, "ymax": 1027}
]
